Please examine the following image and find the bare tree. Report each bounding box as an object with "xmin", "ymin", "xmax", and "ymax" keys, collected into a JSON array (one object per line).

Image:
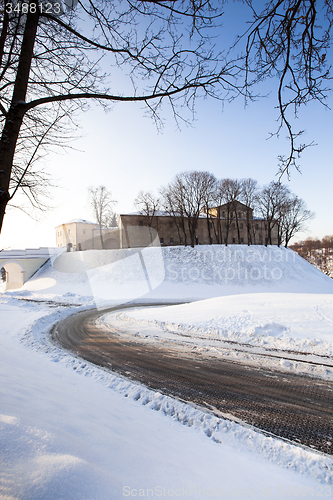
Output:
[
  {"xmin": 279, "ymin": 195, "xmax": 314, "ymax": 247},
  {"xmin": 199, "ymin": 172, "xmax": 217, "ymax": 245},
  {"xmin": 223, "ymin": 179, "xmax": 243, "ymax": 244},
  {"xmin": 161, "ymin": 171, "xmax": 214, "ymax": 247},
  {"xmin": 160, "ymin": 185, "xmax": 188, "ymax": 246},
  {"xmin": 243, "ymin": 0, "xmax": 333, "ymax": 176},
  {"xmin": 0, "ymin": 0, "xmax": 247, "ymax": 232},
  {"xmin": 88, "ymin": 185, "xmax": 117, "ymax": 249},
  {"xmin": 134, "ymin": 190, "xmax": 160, "ymax": 242},
  {"xmin": 240, "ymin": 178, "xmax": 259, "ymax": 245},
  {"xmin": 258, "ymin": 181, "xmax": 290, "ymax": 245},
  {"xmin": 1, "ymin": 0, "xmax": 332, "ymax": 233},
  {"xmin": 134, "ymin": 191, "xmax": 160, "ymax": 227},
  {"xmin": 210, "ymin": 179, "xmax": 228, "ymax": 244}
]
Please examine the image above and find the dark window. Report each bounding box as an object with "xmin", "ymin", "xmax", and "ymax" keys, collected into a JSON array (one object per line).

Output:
[
  {"xmin": 238, "ymin": 212, "xmax": 241, "ymax": 218},
  {"xmin": 139, "ymin": 220, "xmax": 144, "ymax": 227},
  {"xmin": 222, "ymin": 211, "xmax": 225, "ymax": 218},
  {"xmin": 180, "ymin": 238, "xmax": 183, "ymax": 245},
  {"xmin": 240, "ymin": 223, "xmax": 243, "ymax": 229},
  {"xmin": 256, "ymin": 223, "xmax": 259, "ymax": 230},
  {"xmin": 170, "ymin": 237, "xmax": 173, "ymax": 245},
  {"xmin": 232, "ymin": 237, "xmax": 236, "ymax": 244},
  {"xmin": 169, "ymin": 221, "xmax": 173, "ymax": 228},
  {"xmin": 241, "ymin": 237, "xmax": 244, "ymax": 244},
  {"xmin": 264, "ymin": 224, "xmax": 267, "ymax": 230},
  {"xmin": 160, "ymin": 237, "xmax": 164, "ymax": 244}
]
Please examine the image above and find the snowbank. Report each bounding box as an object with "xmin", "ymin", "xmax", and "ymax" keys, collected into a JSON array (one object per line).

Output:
[{"xmin": 118, "ymin": 293, "xmax": 333, "ymax": 357}]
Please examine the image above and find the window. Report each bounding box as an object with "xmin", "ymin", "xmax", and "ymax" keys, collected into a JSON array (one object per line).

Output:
[
  {"xmin": 209, "ymin": 221, "xmax": 213, "ymax": 229},
  {"xmin": 180, "ymin": 238, "xmax": 183, "ymax": 245},
  {"xmin": 170, "ymin": 237, "xmax": 173, "ymax": 245},
  {"xmin": 139, "ymin": 220, "xmax": 144, "ymax": 227},
  {"xmin": 240, "ymin": 223, "xmax": 243, "ymax": 229},
  {"xmin": 222, "ymin": 211, "xmax": 225, "ymax": 218},
  {"xmin": 232, "ymin": 237, "xmax": 235, "ymax": 244},
  {"xmin": 224, "ymin": 223, "xmax": 227, "ymax": 229},
  {"xmin": 241, "ymin": 237, "xmax": 244, "ymax": 244},
  {"xmin": 169, "ymin": 221, "xmax": 173, "ymax": 228},
  {"xmin": 238, "ymin": 212, "xmax": 241, "ymax": 218},
  {"xmin": 256, "ymin": 223, "xmax": 259, "ymax": 230},
  {"xmin": 68, "ymin": 229, "xmax": 70, "ymax": 234},
  {"xmin": 264, "ymin": 224, "xmax": 267, "ymax": 230},
  {"xmin": 160, "ymin": 237, "xmax": 164, "ymax": 244}
]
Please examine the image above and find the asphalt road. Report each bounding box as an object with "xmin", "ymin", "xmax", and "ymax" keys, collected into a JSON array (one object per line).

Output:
[{"xmin": 51, "ymin": 303, "xmax": 333, "ymax": 455}]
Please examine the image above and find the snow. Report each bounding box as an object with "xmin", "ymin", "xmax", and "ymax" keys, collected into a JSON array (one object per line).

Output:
[
  {"xmin": 117, "ymin": 293, "xmax": 333, "ymax": 356},
  {"xmin": 1, "ymin": 245, "xmax": 333, "ymax": 498}
]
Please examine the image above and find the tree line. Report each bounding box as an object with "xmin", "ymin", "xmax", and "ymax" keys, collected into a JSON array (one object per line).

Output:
[
  {"xmin": 135, "ymin": 171, "xmax": 314, "ymax": 248},
  {"xmin": 290, "ymin": 236, "xmax": 333, "ymax": 278}
]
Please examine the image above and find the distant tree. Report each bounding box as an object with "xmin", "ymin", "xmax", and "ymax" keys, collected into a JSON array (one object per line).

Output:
[
  {"xmin": 88, "ymin": 186, "xmax": 117, "ymax": 249},
  {"xmin": 210, "ymin": 179, "xmax": 227, "ymax": 245},
  {"xmin": 160, "ymin": 184, "xmax": 188, "ymax": 246},
  {"xmin": 258, "ymin": 182, "xmax": 290, "ymax": 245},
  {"xmin": 134, "ymin": 190, "xmax": 160, "ymax": 243},
  {"xmin": 240, "ymin": 178, "xmax": 259, "ymax": 245},
  {"xmin": 199, "ymin": 173, "xmax": 217, "ymax": 245},
  {"xmin": 223, "ymin": 179, "xmax": 243, "ymax": 244},
  {"xmin": 161, "ymin": 171, "xmax": 214, "ymax": 247},
  {"xmin": 0, "ymin": 266, "xmax": 5, "ymax": 282},
  {"xmin": 134, "ymin": 191, "xmax": 160, "ymax": 227},
  {"xmin": 303, "ymin": 237, "xmax": 321, "ymax": 256},
  {"xmin": 279, "ymin": 195, "xmax": 314, "ymax": 247},
  {"xmin": 322, "ymin": 235, "xmax": 333, "ymax": 254}
]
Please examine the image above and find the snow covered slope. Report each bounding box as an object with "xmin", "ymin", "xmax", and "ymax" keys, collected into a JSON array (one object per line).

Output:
[
  {"xmin": 17, "ymin": 245, "xmax": 333, "ymax": 305},
  {"xmin": 1, "ymin": 246, "xmax": 333, "ymax": 497}
]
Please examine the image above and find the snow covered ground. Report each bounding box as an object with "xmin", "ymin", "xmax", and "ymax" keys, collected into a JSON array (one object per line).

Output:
[{"xmin": 1, "ymin": 245, "xmax": 333, "ymax": 498}]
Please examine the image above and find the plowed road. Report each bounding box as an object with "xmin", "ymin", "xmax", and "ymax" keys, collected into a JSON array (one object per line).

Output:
[{"xmin": 51, "ymin": 303, "xmax": 333, "ymax": 455}]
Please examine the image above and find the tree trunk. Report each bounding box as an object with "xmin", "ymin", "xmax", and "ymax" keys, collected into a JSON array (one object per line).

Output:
[
  {"xmin": 99, "ymin": 224, "xmax": 105, "ymax": 249},
  {"xmin": 206, "ymin": 213, "xmax": 213, "ymax": 244},
  {"xmin": 0, "ymin": 5, "xmax": 39, "ymax": 232}
]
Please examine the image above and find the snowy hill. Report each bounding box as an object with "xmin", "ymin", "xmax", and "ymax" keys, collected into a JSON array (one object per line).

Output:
[{"xmin": 17, "ymin": 244, "xmax": 333, "ymax": 306}]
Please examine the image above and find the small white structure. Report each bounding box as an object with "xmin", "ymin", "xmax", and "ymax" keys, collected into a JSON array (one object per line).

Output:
[{"xmin": 0, "ymin": 248, "xmax": 54, "ymax": 290}]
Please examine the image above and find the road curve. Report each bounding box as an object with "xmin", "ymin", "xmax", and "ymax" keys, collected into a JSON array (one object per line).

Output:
[{"xmin": 51, "ymin": 303, "xmax": 333, "ymax": 456}]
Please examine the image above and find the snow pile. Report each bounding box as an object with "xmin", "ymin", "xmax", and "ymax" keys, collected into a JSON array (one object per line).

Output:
[{"xmin": 117, "ymin": 293, "xmax": 333, "ymax": 357}]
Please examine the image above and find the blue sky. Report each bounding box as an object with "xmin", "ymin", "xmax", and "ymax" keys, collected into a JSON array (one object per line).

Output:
[{"xmin": 0, "ymin": 3, "xmax": 332, "ymax": 249}]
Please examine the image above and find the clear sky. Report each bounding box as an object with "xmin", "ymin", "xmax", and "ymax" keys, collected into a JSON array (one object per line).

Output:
[{"xmin": 0, "ymin": 4, "xmax": 332, "ymax": 250}]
